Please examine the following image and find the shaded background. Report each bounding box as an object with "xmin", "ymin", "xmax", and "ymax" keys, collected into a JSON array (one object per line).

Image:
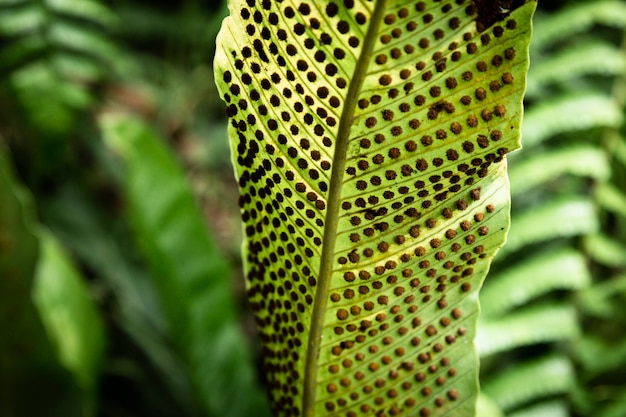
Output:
[{"xmin": 1, "ymin": 0, "xmax": 625, "ymax": 416}]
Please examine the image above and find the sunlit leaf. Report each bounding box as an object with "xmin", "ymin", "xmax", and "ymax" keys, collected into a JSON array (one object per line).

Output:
[
  {"xmin": 508, "ymin": 146, "xmax": 609, "ymax": 197},
  {"xmin": 215, "ymin": 1, "xmax": 535, "ymax": 415}
]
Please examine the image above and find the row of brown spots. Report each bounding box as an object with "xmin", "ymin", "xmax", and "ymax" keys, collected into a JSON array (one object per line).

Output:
[{"xmin": 224, "ymin": 0, "xmax": 368, "ymax": 412}]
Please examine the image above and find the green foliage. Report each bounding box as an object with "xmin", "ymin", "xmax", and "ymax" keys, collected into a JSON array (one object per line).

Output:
[
  {"xmin": 0, "ymin": 148, "xmax": 97, "ymax": 416},
  {"xmin": 215, "ymin": 1, "xmax": 535, "ymax": 416},
  {"xmin": 478, "ymin": 1, "xmax": 626, "ymax": 416},
  {"xmin": 32, "ymin": 231, "xmax": 106, "ymax": 407},
  {"xmin": 480, "ymin": 249, "xmax": 590, "ymax": 317},
  {"xmin": 1, "ymin": 1, "xmax": 625, "ymax": 417},
  {"xmin": 1, "ymin": 1, "xmax": 264, "ymax": 416},
  {"xmin": 482, "ymin": 355, "xmax": 575, "ymax": 412},
  {"xmin": 0, "ymin": 0, "xmax": 117, "ymax": 136},
  {"xmin": 477, "ymin": 303, "xmax": 579, "ymax": 356},
  {"xmin": 100, "ymin": 114, "xmax": 270, "ymax": 417}
]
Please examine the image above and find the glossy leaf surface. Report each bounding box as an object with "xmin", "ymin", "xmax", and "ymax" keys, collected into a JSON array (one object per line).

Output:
[{"xmin": 215, "ymin": 1, "xmax": 535, "ymax": 416}]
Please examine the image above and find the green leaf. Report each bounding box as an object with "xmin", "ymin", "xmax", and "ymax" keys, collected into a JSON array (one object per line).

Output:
[
  {"xmin": 578, "ymin": 274, "xmax": 626, "ymax": 319},
  {"xmin": 214, "ymin": 1, "xmax": 536, "ymax": 416},
  {"xmin": 32, "ymin": 231, "xmax": 106, "ymax": 412},
  {"xmin": 482, "ymin": 355, "xmax": 574, "ymax": 411},
  {"xmin": 0, "ymin": 147, "xmax": 83, "ymax": 416},
  {"xmin": 40, "ymin": 183, "xmax": 204, "ymax": 415},
  {"xmin": 526, "ymin": 42, "xmax": 626, "ymax": 98},
  {"xmin": 507, "ymin": 401, "xmax": 569, "ymax": 417},
  {"xmin": 521, "ymin": 93, "xmax": 624, "ymax": 148},
  {"xmin": 596, "ymin": 183, "xmax": 626, "ymax": 218},
  {"xmin": 508, "ymin": 146, "xmax": 610, "ymax": 197},
  {"xmin": 480, "ymin": 249, "xmax": 590, "ymax": 317},
  {"xmin": 575, "ymin": 336, "xmax": 626, "ymax": 375},
  {"xmin": 476, "ymin": 304, "xmax": 579, "ymax": 357},
  {"xmin": 100, "ymin": 114, "xmax": 271, "ymax": 417},
  {"xmin": 40, "ymin": 184, "xmax": 200, "ymax": 413},
  {"xmin": 500, "ymin": 197, "xmax": 598, "ymax": 256},
  {"xmin": 584, "ymin": 234, "xmax": 626, "ymax": 268},
  {"xmin": 47, "ymin": 0, "xmax": 117, "ymax": 27},
  {"xmin": 531, "ymin": 1, "xmax": 626, "ymax": 51}
]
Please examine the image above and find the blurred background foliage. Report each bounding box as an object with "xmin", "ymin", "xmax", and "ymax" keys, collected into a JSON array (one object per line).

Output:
[{"xmin": 0, "ymin": 0, "xmax": 624, "ymax": 416}]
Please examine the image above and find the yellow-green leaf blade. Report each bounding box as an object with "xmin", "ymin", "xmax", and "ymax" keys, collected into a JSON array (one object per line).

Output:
[{"xmin": 214, "ymin": 1, "xmax": 535, "ymax": 416}]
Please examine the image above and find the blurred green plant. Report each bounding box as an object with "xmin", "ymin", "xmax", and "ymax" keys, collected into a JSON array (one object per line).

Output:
[
  {"xmin": 477, "ymin": 1, "xmax": 626, "ymax": 416},
  {"xmin": 100, "ymin": 114, "xmax": 270, "ymax": 417},
  {"xmin": 0, "ymin": 147, "xmax": 103, "ymax": 417},
  {"xmin": 1, "ymin": 0, "xmax": 268, "ymax": 416}
]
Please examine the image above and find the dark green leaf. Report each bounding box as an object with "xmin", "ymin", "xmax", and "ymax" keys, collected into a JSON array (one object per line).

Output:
[
  {"xmin": 0, "ymin": 147, "xmax": 83, "ymax": 416},
  {"xmin": 100, "ymin": 114, "xmax": 270, "ymax": 417}
]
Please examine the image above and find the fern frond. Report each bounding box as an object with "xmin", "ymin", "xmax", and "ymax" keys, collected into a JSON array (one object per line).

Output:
[
  {"xmin": 575, "ymin": 336, "xmax": 626, "ymax": 374},
  {"xmin": 584, "ymin": 234, "xmax": 626, "ymax": 268},
  {"xmin": 47, "ymin": 20, "xmax": 117, "ymax": 62},
  {"xmin": 500, "ymin": 197, "xmax": 599, "ymax": 256},
  {"xmin": 508, "ymin": 146, "xmax": 610, "ymax": 197},
  {"xmin": 595, "ymin": 183, "xmax": 626, "ymax": 218},
  {"xmin": 46, "ymin": 0, "xmax": 116, "ymax": 27},
  {"xmin": 0, "ymin": 0, "xmax": 117, "ymax": 78},
  {"xmin": 531, "ymin": 1, "xmax": 626, "ymax": 51},
  {"xmin": 0, "ymin": 3, "xmax": 43, "ymax": 36},
  {"xmin": 480, "ymin": 249, "xmax": 590, "ymax": 317},
  {"xmin": 476, "ymin": 304, "xmax": 579, "ymax": 357},
  {"xmin": 0, "ymin": 0, "xmax": 117, "ymax": 137},
  {"xmin": 578, "ymin": 274, "xmax": 626, "ymax": 319},
  {"xmin": 214, "ymin": 1, "xmax": 536, "ymax": 415},
  {"xmin": 521, "ymin": 93, "xmax": 624, "ymax": 148},
  {"xmin": 598, "ymin": 392, "xmax": 626, "ymax": 417},
  {"xmin": 615, "ymin": 135, "xmax": 626, "ymax": 169},
  {"xmin": 481, "ymin": 355, "xmax": 575, "ymax": 411},
  {"xmin": 525, "ymin": 42, "xmax": 626, "ymax": 98},
  {"xmin": 507, "ymin": 401, "xmax": 569, "ymax": 417}
]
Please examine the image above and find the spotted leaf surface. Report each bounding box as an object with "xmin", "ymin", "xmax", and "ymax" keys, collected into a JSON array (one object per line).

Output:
[{"xmin": 214, "ymin": 1, "xmax": 535, "ymax": 416}]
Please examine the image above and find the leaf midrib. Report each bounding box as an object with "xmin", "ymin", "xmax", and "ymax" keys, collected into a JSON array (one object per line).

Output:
[{"xmin": 302, "ymin": 1, "xmax": 387, "ymax": 414}]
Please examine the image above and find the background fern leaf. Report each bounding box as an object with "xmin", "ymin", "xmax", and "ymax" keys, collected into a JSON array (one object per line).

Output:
[
  {"xmin": 476, "ymin": 304, "xmax": 579, "ymax": 357},
  {"xmin": 520, "ymin": 94, "xmax": 623, "ymax": 148},
  {"xmin": 508, "ymin": 146, "xmax": 610, "ymax": 196},
  {"xmin": 499, "ymin": 197, "xmax": 598, "ymax": 256},
  {"xmin": 479, "ymin": 249, "xmax": 590, "ymax": 317},
  {"xmin": 525, "ymin": 42, "xmax": 626, "ymax": 99},
  {"xmin": 530, "ymin": 1, "xmax": 626, "ymax": 51},
  {"xmin": 481, "ymin": 355, "xmax": 574, "ymax": 412},
  {"xmin": 506, "ymin": 401, "xmax": 569, "ymax": 417},
  {"xmin": 478, "ymin": 1, "xmax": 626, "ymax": 415},
  {"xmin": 215, "ymin": 1, "xmax": 535, "ymax": 416}
]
